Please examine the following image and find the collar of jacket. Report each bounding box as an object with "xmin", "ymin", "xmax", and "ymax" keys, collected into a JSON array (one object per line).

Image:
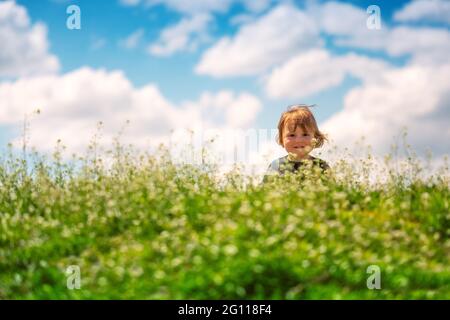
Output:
[{"xmin": 287, "ymin": 153, "xmax": 313, "ymax": 163}]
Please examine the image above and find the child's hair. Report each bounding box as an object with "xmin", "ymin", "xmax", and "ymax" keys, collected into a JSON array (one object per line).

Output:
[{"xmin": 276, "ymin": 104, "xmax": 327, "ymax": 148}]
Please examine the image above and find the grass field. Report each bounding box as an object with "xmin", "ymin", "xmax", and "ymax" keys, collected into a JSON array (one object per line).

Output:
[{"xmin": 0, "ymin": 144, "xmax": 449, "ymax": 299}]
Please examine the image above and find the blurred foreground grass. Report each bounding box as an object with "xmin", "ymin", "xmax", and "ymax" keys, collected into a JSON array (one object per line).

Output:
[{"xmin": 0, "ymin": 144, "xmax": 449, "ymax": 299}]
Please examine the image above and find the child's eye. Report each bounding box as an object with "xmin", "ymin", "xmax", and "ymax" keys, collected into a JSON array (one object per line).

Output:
[{"xmin": 303, "ymin": 133, "xmax": 309, "ymax": 137}]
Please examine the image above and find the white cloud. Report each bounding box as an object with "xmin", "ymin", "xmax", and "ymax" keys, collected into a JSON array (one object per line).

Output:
[
  {"xmin": 119, "ymin": 0, "xmax": 231, "ymax": 14},
  {"xmin": 148, "ymin": 13, "xmax": 212, "ymax": 56},
  {"xmin": 119, "ymin": 28, "xmax": 145, "ymax": 50},
  {"xmin": 195, "ymin": 5, "xmax": 321, "ymax": 77},
  {"xmin": 264, "ymin": 49, "xmax": 390, "ymax": 99},
  {"xmin": 0, "ymin": 68, "xmax": 262, "ymax": 154},
  {"xmin": 133, "ymin": 1, "xmax": 274, "ymax": 58},
  {"xmin": 182, "ymin": 90, "xmax": 262, "ymax": 128},
  {"xmin": 322, "ymin": 63, "xmax": 450, "ymax": 156},
  {"xmin": 264, "ymin": 49, "xmax": 346, "ymax": 99},
  {"xmin": 0, "ymin": 0, "xmax": 59, "ymax": 78},
  {"xmin": 119, "ymin": 0, "xmax": 272, "ymax": 14},
  {"xmin": 229, "ymin": 13, "xmax": 255, "ymax": 26},
  {"xmin": 196, "ymin": 1, "xmax": 435, "ymax": 79},
  {"xmin": 148, "ymin": 0, "xmax": 231, "ymax": 14},
  {"xmin": 385, "ymin": 27, "xmax": 450, "ymax": 65},
  {"xmin": 338, "ymin": 53, "xmax": 391, "ymax": 83},
  {"xmin": 119, "ymin": 0, "xmax": 141, "ymax": 6},
  {"xmin": 394, "ymin": 0, "xmax": 450, "ymax": 24},
  {"xmin": 336, "ymin": 26, "xmax": 450, "ymax": 66},
  {"xmin": 304, "ymin": 1, "xmax": 450, "ymax": 66},
  {"xmin": 307, "ymin": 0, "xmax": 367, "ymax": 36},
  {"xmin": 242, "ymin": 0, "xmax": 273, "ymax": 13}
]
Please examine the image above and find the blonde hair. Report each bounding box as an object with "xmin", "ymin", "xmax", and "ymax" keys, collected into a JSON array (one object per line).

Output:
[{"xmin": 276, "ymin": 104, "xmax": 327, "ymax": 148}]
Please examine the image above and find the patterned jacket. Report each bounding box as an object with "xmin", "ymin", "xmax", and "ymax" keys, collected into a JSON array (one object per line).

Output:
[{"xmin": 263, "ymin": 155, "xmax": 330, "ymax": 183}]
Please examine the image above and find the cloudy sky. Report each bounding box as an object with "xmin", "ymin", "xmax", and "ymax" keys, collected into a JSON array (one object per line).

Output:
[{"xmin": 0, "ymin": 0, "xmax": 449, "ymax": 166}]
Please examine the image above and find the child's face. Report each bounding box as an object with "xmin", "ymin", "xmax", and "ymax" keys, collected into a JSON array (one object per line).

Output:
[{"xmin": 282, "ymin": 123, "xmax": 314, "ymax": 158}]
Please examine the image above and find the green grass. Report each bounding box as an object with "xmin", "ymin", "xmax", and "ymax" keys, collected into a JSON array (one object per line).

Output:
[{"xmin": 0, "ymin": 145, "xmax": 449, "ymax": 299}]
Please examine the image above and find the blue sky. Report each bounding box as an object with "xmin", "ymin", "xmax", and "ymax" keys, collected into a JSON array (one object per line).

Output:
[{"xmin": 1, "ymin": 0, "xmax": 450, "ymax": 164}]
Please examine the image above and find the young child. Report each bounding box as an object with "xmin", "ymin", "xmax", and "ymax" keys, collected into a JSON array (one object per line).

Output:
[{"xmin": 263, "ymin": 104, "xmax": 329, "ymax": 182}]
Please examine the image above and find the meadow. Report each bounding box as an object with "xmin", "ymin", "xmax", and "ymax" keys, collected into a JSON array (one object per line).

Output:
[{"xmin": 0, "ymin": 141, "xmax": 449, "ymax": 299}]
